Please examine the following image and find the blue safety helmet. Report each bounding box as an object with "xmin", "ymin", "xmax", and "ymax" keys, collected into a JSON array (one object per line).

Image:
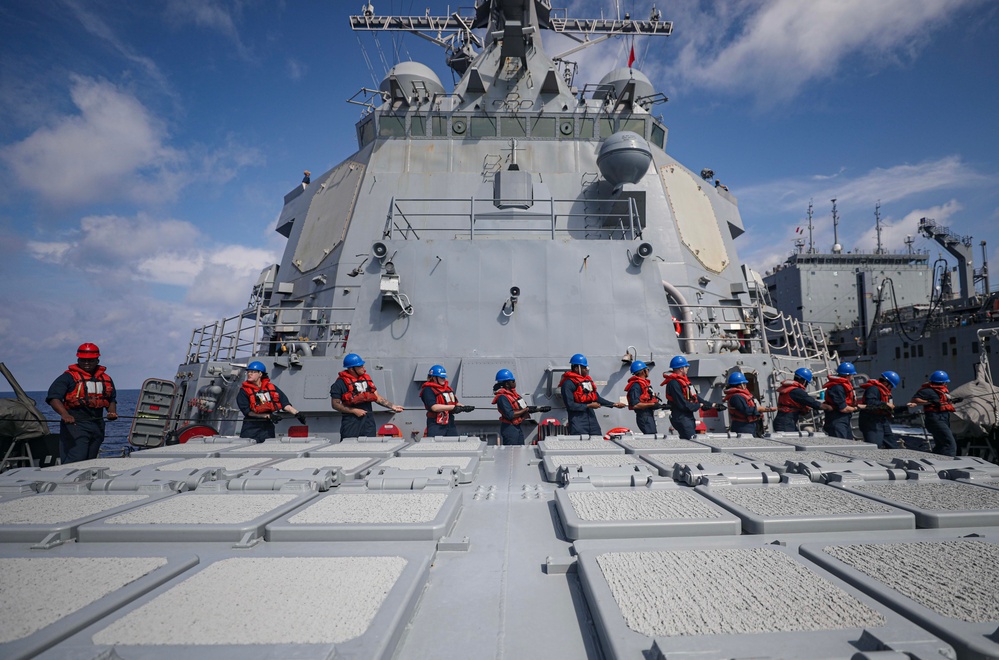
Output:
[
  {"xmin": 343, "ymin": 353, "xmax": 364, "ymax": 368},
  {"xmin": 428, "ymin": 365, "xmax": 447, "ymax": 379},
  {"xmin": 630, "ymin": 360, "xmax": 648, "ymax": 374},
  {"xmin": 495, "ymin": 369, "xmax": 515, "ymax": 382},
  {"xmin": 837, "ymin": 362, "xmax": 857, "ymax": 376},
  {"xmin": 247, "ymin": 361, "xmax": 267, "ymax": 374},
  {"xmin": 727, "ymin": 372, "xmax": 748, "ymax": 387},
  {"xmin": 794, "ymin": 368, "xmax": 813, "ymax": 384},
  {"xmin": 881, "ymin": 371, "xmax": 901, "ymax": 388},
  {"xmin": 930, "ymin": 370, "xmax": 950, "ymax": 384},
  {"xmin": 669, "ymin": 355, "xmax": 689, "ymax": 370},
  {"xmin": 570, "ymin": 353, "xmax": 588, "ymax": 367}
]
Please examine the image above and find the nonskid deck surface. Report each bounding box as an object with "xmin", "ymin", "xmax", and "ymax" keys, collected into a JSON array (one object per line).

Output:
[{"xmin": 1, "ymin": 435, "xmax": 998, "ymax": 659}]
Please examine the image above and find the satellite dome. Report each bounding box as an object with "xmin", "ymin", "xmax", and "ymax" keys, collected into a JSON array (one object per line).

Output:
[
  {"xmin": 597, "ymin": 67, "xmax": 655, "ymax": 106},
  {"xmin": 597, "ymin": 131, "xmax": 652, "ymax": 186},
  {"xmin": 380, "ymin": 62, "xmax": 445, "ymax": 103}
]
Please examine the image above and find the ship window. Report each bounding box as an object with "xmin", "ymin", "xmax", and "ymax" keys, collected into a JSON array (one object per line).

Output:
[
  {"xmin": 917, "ymin": 345, "xmax": 924, "ymax": 357},
  {"xmin": 621, "ymin": 118, "xmax": 646, "ymax": 135},
  {"xmin": 972, "ymin": 341, "xmax": 979, "ymax": 354},
  {"xmin": 411, "ymin": 114, "xmax": 428, "ymax": 137},
  {"xmin": 500, "ymin": 116, "xmax": 528, "ymax": 138},
  {"xmin": 432, "ymin": 115, "xmax": 449, "ymax": 136},
  {"xmin": 358, "ymin": 118, "xmax": 375, "ymax": 146},
  {"xmin": 952, "ymin": 347, "xmax": 958, "ymax": 357},
  {"xmin": 651, "ymin": 123, "xmax": 665, "ymax": 148},
  {"xmin": 531, "ymin": 116, "xmax": 556, "ymax": 137},
  {"xmin": 379, "ymin": 115, "xmax": 407, "ymax": 137},
  {"xmin": 579, "ymin": 118, "xmax": 595, "ymax": 138},
  {"xmin": 941, "ymin": 343, "xmax": 947, "ymax": 355},
  {"xmin": 949, "ymin": 336, "xmax": 957, "ymax": 344},
  {"xmin": 470, "ymin": 117, "xmax": 497, "ymax": 137},
  {"xmin": 600, "ymin": 118, "xmax": 616, "ymax": 137},
  {"xmin": 895, "ymin": 347, "xmax": 901, "ymax": 359}
]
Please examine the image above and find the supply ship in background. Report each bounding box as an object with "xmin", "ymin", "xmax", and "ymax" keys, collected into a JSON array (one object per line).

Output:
[{"xmin": 4, "ymin": 3, "xmax": 999, "ymax": 660}]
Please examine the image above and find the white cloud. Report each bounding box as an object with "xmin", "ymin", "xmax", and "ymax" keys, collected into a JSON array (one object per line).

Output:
[
  {"xmin": 163, "ymin": 0, "xmax": 253, "ymax": 62},
  {"xmin": 662, "ymin": 0, "xmax": 983, "ymax": 106}
]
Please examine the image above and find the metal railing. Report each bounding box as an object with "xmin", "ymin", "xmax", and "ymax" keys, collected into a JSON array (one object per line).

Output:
[{"xmin": 383, "ymin": 195, "xmax": 645, "ymax": 241}]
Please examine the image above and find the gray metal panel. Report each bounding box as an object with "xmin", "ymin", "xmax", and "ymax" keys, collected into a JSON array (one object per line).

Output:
[
  {"xmin": 611, "ymin": 434, "xmax": 710, "ymax": 454},
  {"xmin": 541, "ymin": 453, "xmax": 650, "ymax": 482},
  {"xmin": 695, "ymin": 482, "xmax": 915, "ymax": 534},
  {"xmin": 217, "ymin": 439, "xmax": 331, "ymax": 458},
  {"xmin": 265, "ymin": 488, "xmax": 461, "ymax": 541},
  {"xmin": 554, "ymin": 483, "xmax": 740, "ymax": 540},
  {"xmin": 376, "ymin": 455, "xmax": 479, "ymax": 484},
  {"xmin": 801, "ymin": 538, "xmax": 999, "ymax": 660},
  {"xmin": 690, "ymin": 435, "xmax": 797, "ymax": 451},
  {"xmin": 833, "ymin": 479, "xmax": 999, "ymax": 528},
  {"xmin": 399, "ymin": 436, "xmax": 486, "ymax": 457},
  {"xmin": 770, "ymin": 436, "xmax": 879, "ymax": 451},
  {"xmin": 573, "ymin": 537, "xmax": 954, "ymax": 660},
  {"xmin": 75, "ymin": 491, "xmax": 320, "ymax": 544},
  {"xmin": 309, "ymin": 438, "xmax": 409, "ymax": 458},
  {"xmin": 537, "ymin": 439, "xmax": 624, "ymax": 456}
]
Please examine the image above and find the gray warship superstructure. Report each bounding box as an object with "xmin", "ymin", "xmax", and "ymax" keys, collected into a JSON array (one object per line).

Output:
[
  {"xmin": 157, "ymin": 0, "xmax": 834, "ymax": 444},
  {"xmin": 5, "ymin": 4, "xmax": 999, "ymax": 660}
]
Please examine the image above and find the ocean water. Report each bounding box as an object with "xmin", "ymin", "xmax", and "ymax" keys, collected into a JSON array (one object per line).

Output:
[{"xmin": 23, "ymin": 389, "xmax": 140, "ymax": 457}]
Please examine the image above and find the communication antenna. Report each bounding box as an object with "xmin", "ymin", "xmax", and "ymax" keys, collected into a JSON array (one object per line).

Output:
[
  {"xmin": 874, "ymin": 201, "xmax": 885, "ymax": 255},
  {"xmin": 806, "ymin": 200, "xmax": 816, "ymax": 254},
  {"xmin": 831, "ymin": 199, "xmax": 842, "ymax": 254},
  {"xmin": 904, "ymin": 235, "xmax": 915, "ymax": 255},
  {"xmin": 794, "ymin": 238, "xmax": 805, "ymax": 254}
]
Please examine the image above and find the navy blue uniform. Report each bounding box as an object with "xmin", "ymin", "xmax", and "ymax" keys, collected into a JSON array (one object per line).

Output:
[
  {"xmin": 237, "ymin": 386, "xmax": 292, "ymax": 443},
  {"xmin": 858, "ymin": 384, "xmax": 898, "ymax": 449},
  {"xmin": 561, "ymin": 379, "xmax": 615, "ymax": 436},
  {"xmin": 663, "ymin": 377, "xmax": 711, "ymax": 440},
  {"xmin": 913, "ymin": 386, "xmax": 957, "ymax": 457},
  {"xmin": 773, "ymin": 386, "xmax": 823, "ymax": 432},
  {"xmin": 725, "ymin": 392, "xmax": 762, "ymax": 436},
  {"xmin": 822, "ymin": 382, "xmax": 854, "ymax": 439},
  {"xmin": 496, "ymin": 395, "xmax": 526, "ymax": 445},
  {"xmin": 330, "ymin": 378, "xmax": 377, "ymax": 439},
  {"xmin": 47, "ymin": 371, "xmax": 116, "ymax": 463},
  {"xmin": 421, "ymin": 387, "xmax": 458, "ymax": 437},
  {"xmin": 626, "ymin": 381, "xmax": 657, "ymax": 435}
]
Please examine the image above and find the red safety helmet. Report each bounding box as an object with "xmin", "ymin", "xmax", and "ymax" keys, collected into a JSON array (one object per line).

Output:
[{"xmin": 76, "ymin": 342, "xmax": 100, "ymax": 359}]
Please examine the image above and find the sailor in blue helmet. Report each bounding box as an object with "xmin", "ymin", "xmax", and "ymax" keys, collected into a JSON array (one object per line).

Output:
[
  {"xmin": 421, "ymin": 365, "xmax": 472, "ymax": 437},
  {"xmin": 858, "ymin": 371, "xmax": 901, "ymax": 449},
  {"xmin": 822, "ymin": 362, "xmax": 859, "ymax": 439},
  {"xmin": 330, "ymin": 353, "xmax": 404, "ymax": 439},
  {"xmin": 492, "ymin": 369, "xmax": 550, "ymax": 445},
  {"xmin": 660, "ymin": 356, "xmax": 724, "ymax": 439},
  {"xmin": 236, "ymin": 361, "xmax": 305, "ymax": 443},
  {"xmin": 557, "ymin": 354, "xmax": 625, "ymax": 436},
  {"xmin": 908, "ymin": 370, "xmax": 960, "ymax": 456},
  {"xmin": 723, "ymin": 371, "xmax": 776, "ymax": 436},
  {"xmin": 624, "ymin": 360, "xmax": 661, "ymax": 434},
  {"xmin": 773, "ymin": 368, "xmax": 828, "ymax": 432}
]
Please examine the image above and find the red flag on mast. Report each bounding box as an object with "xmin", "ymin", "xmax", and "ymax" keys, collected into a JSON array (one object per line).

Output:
[{"xmin": 627, "ymin": 43, "xmax": 635, "ymax": 68}]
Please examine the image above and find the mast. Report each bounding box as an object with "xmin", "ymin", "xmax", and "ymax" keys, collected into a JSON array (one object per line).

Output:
[
  {"xmin": 874, "ymin": 201, "xmax": 885, "ymax": 255},
  {"xmin": 806, "ymin": 200, "xmax": 815, "ymax": 254},
  {"xmin": 831, "ymin": 198, "xmax": 841, "ymax": 254}
]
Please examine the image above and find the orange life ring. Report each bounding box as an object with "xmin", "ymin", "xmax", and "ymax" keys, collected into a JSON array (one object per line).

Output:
[
  {"xmin": 672, "ymin": 317, "xmax": 682, "ymax": 336},
  {"xmin": 175, "ymin": 424, "xmax": 217, "ymax": 444},
  {"xmin": 604, "ymin": 426, "xmax": 633, "ymax": 441}
]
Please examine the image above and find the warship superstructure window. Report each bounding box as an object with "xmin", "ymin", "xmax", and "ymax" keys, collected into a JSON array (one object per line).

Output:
[
  {"xmin": 500, "ymin": 116, "xmax": 528, "ymax": 137},
  {"xmin": 358, "ymin": 118, "xmax": 375, "ymax": 147},
  {"xmin": 470, "ymin": 117, "xmax": 496, "ymax": 137},
  {"xmin": 600, "ymin": 118, "xmax": 615, "ymax": 137},
  {"xmin": 651, "ymin": 123, "xmax": 665, "ymax": 148},
  {"xmin": 895, "ymin": 347, "xmax": 901, "ymax": 359},
  {"xmin": 917, "ymin": 345, "xmax": 924, "ymax": 357},
  {"xmin": 431, "ymin": 115, "xmax": 448, "ymax": 136},
  {"xmin": 972, "ymin": 341, "xmax": 979, "ymax": 354},
  {"xmin": 941, "ymin": 343, "xmax": 947, "ymax": 355},
  {"xmin": 579, "ymin": 118, "xmax": 595, "ymax": 138},
  {"xmin": 379, "ymin": 115, "xmax": 407, "ymax": 138},
  {"xmin": 621, "ymin": 118, "xmax": 647, "ymax": 136},
  {"xmin": 411, "ymin": 114, "xmax": 428, "ymax": 137},
  {"xmin": 531, "ymin": 116, "xmax": 556, "ymax": 137}
]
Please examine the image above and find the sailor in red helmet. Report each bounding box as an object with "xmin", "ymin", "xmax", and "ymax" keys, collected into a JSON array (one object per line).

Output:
[
  {"xmin": 46, "ymin": 343, "xmax": 118, "ymax": 463},
  {"xmin": 237, "ymin": 361, "xmax": 305, "ymax": 443}
]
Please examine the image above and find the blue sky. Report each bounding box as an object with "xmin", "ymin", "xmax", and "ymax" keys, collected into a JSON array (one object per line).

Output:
[{"xmin": 2, "ymin": 0, "xmax": 997, "ymax": 392}]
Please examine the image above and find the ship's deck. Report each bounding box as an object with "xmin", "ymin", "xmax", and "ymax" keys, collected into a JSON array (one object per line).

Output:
[{"xmin": 2, "ymin": 435, "xmax": 999, "ymax": 659}]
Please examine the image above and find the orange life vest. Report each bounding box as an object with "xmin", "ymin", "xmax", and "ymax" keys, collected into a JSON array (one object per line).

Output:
[
  {"xmin": 337, "ymin": 370, "xmax": 378, "ymax": 405},
  {"xmin": 241, "ymin": 378, "xmax": 282, "ymax": 414},
  {"xmin": 777, "ymin": 380, "xmax": 809, "ymax": 413},
  {"xmin": 625, "ymin": 375, "xmax": 656, "ymax": 410},
  {"xmin": 422, "ymin": 379, "xmax": 458, "ymax": 424},
  {"xmin": 824, "ymin": 376, "xmax": 856, "ymax": 407},
  {"xmin": 724, "ymin": 387, "xmax": 760, "ymax": 423},
  {"xmin": 558, "ymin": 370, "xmax": 599, "ymax": 404},
  {"xmin": 63, "ymin": 364, "xmax": 114, "ymax": 409},
  {"xmin": 492, "ymin": 387, "xmax": 527, "ymax": 425},
  {"xmin": 660, "ymin": 372, "xmax": 698, "ymax": 404},
  {"xmin": 917, "ymin": 383, "xmax": 955, "ymax": 413},
  {"xmin": 860, "ymin": 380, "xmax": 894, "ymax": 416}
]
